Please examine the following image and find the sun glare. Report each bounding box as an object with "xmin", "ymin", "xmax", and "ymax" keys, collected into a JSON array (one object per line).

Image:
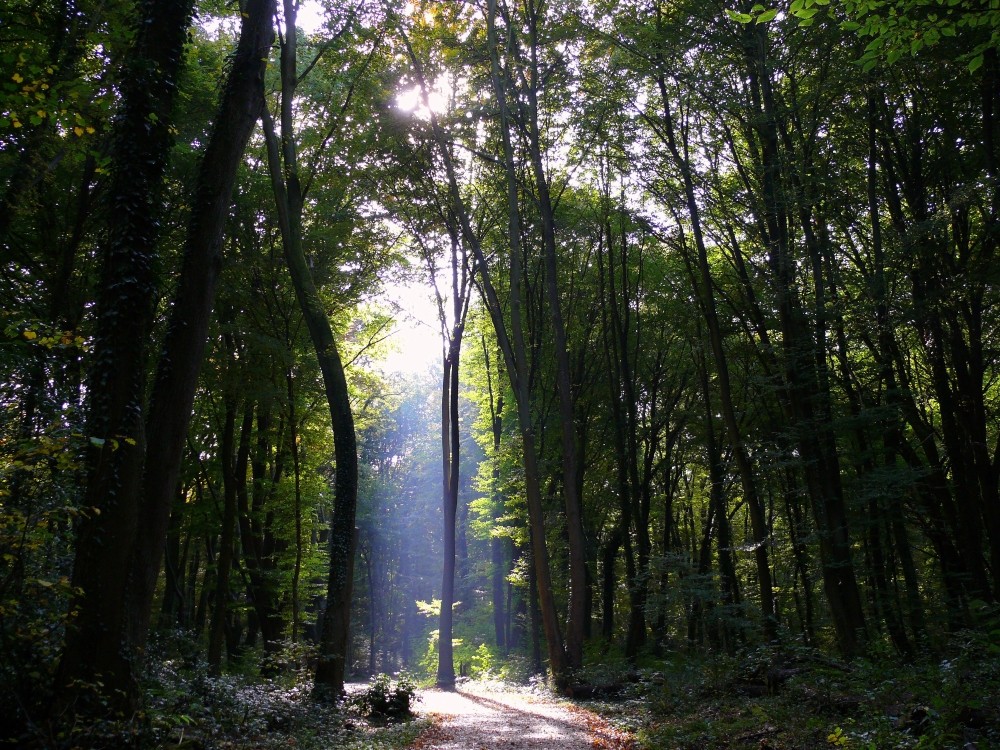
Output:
[
  {"xmin": 395, "ymin": 84, "xmax": 449, "ymax": 118},
  {"xmin": 380, "ymin": 279, "xmax": 442, "ymax": 376}
]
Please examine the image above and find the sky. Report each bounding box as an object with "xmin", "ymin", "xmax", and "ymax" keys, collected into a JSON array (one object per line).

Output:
[{"xmin": 378, "ymin": 279, "xmax": 443, "ymax": 376}]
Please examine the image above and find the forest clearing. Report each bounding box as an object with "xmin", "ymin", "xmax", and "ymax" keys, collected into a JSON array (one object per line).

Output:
[{"xmin": 2, "ymin": 0, "xmax": 1000, "ymax": 747}]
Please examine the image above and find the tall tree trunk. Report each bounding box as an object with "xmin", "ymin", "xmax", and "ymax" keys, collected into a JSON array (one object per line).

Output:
[
  {"xmin": 125, "ymin": 0, "xmax": 276, "ymax": 656},
  {"xmin": 437, "ymin": 346, "xmax": 459, "ymax": 688},
  {"xmin": 209, "ymin": 395, "xmax": 241, "ymax": 675},
  {"xmin": 744, "ymin": 23, "xmax": 866, "ymax": 657},
  {"xmin": 698, "ymin": 348, "xmax": 741, "ymax": 639},
  {"xmin": 262, "ymin": 1, "xmax": 358, "ymax": 695},
  {"xmin": 54, "ymin": 0, "xmax": 195, "ymax": 716},
  {"xmin": 654, "ymin": 60, "xmax": 777, "ymax": 643},
  {"xmin": 435, "ymin": 227, "xmax": 472, "ymax": 689},
  {"xmin": 399, "ymin": 3, "xmax": 569, "ymax": 682},
  {"xmin": 288, "ymin": 367, "xmax": 304, "ymax": 644},
  {"xmin": 521, "ymin": 0, "xmax": 588, "ymax": 670},
  {"xmin": 487, "ymin": 365, "xmax": 507, "ymax": 653}
]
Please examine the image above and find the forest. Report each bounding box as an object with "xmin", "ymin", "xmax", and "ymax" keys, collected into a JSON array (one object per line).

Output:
[{"xmin": 2, "ymin": 0, "xmax": 1000, "ymax": 747}]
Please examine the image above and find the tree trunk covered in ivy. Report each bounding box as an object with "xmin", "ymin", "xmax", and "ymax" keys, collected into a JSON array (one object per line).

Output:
[
  {"xmin": 126, "ymin": 0, "xmax": 277, "ymax": 658},
  {"xmin": 54, "ymin": 0, "xmax": 196, "ymax": 717}
]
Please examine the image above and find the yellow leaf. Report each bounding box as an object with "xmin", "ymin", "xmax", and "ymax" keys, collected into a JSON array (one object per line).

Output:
[
  {"xmin": 12, "ymin": 120, "xmax": 22, "ymax": 128},
  {"xmin": 73, "ymin": 126, "xmax": 83, "ymax": 136},
  {"xmin": 85, "ymin": 126, "xmax": 95, "ymax": 134},
  {"xmin": 36, "ymin": 109, "xmax": 45, "ymax": 118},
  {"xmin": 11, "ymin": 72, "xmax": 23, "ymax": 83},
  {"xmin": 22, "ymin": 330, "xmax": 36, "ymax": 340}
]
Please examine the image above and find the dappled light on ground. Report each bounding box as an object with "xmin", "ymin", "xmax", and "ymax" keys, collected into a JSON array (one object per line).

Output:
[{"xmin": 407, "ymin": 684, "xmax": 635, "ymax": 749}]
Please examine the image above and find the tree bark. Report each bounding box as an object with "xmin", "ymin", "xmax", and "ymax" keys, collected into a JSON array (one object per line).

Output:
[
  {"xmin": 653, "ymin": 60, "xmax": 777, "ymax": 643},
  {"xmin": 262, "ymin": 1, "xmax": 358, "ymax": 695},
  {"xmin": 125, "ymin": 0, "xmax": 277, "ymax": 659},
  {"xmin": 209, "ymin": 395, "xmax": 241, "ymax": 674},
  {"xmin": 54, "ymin": 0, "xmax": 196, "ymax": 717},
  {"xmin": 521, "ymin": 0, "xmax": 588, "ymax": 670}
]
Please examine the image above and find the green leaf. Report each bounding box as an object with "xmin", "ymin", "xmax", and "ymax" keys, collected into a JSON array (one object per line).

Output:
[
  {"xmin": 725, "ymin": 9, "xmax": 754, "ymax": 23},
  {"xmin": 794, "ymin": 7, "xmax": 819, "ymax": 18},
  {"xmin": 969, "ymin": 53, "xmax": 985, "ymax": 72},
  {"xmin": 756, "ymin": 8, "xmax": 778, "ymax": 23}
]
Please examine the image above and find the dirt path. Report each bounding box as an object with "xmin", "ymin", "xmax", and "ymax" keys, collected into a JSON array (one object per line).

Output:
[{"xmin": 407, "ymin": 684, "xmax": 634, "ymax": 749}]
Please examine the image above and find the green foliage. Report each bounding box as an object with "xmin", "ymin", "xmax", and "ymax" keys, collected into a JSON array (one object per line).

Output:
[
  {"xmin": 631, "ymin": 639, "xmax": 1000, "ymax": 749},
  {"xmin": 784, "ymin": 0, "xmax": 1000, "ymax": 70},
  {"xmin": 0, "ymin": 407, "xmax": 88, "ymax": 738},
  {"xmin": 37, "ymin": 634, "xmax": 426, "ymax": 749},
  {"xmin": 0, "ymin": 1, "xmax": 118, "ymax": 136}
]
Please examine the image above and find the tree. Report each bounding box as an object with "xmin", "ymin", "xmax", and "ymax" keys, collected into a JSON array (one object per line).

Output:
[
  {"xmin": 261, "ymin": 0, "xmax": 365, "ymax": 696},
  {"xmin": 54, "ymin": 0, "xmax": 197, "ymax": 716}
]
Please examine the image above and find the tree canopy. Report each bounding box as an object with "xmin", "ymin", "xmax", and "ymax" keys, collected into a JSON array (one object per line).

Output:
[{"xmin": 1, "ymin": 0, "xmax": 999, "ymax": 746}]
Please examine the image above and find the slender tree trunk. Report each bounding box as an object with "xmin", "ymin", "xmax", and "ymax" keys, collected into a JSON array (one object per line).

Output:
[
  {"xmin": 698, "ymin": 349, "xmax": 741, "ymax": 637},
  {"xmin": 288, "ymin": 367, "xmax": 304, "ymax": 644},
  {"xmin": 262, "ymin": 2, "xmax": 358, "ymax": 694},
  {"xmin": 435, "ymin": 227, "xmax": 472, "ymax": 688},
  {"xmin": 480, "ymin": 341, "xmax": 508, "ymax": 651},
  {"xmin": 239, "ymin": 400, "xmax": 286, "ymax": 654},
  {"xmin": 399, "ymin": 2, "xmax": 569, "ymax": 682},
  {"xmin": 437, "ymin": 349, "xmax": 459, "ymax": 688},
  {"xmin": 744, "ymin": 24, "xmax": 866, "ymax": 656},
  {"xmin": 209, "ymin": 396, "xmax": 241, "ymax": 675},
  {"xmin": 159, "ymin": 491, "xmax": 186, "ymax": 629},
  {"xmin": 521, "ymin": 0, "xmax": 587, "ymax": 670},
  {"xmin": 654, "ymin": 63, "xmax": 777, "ymax": 643}
]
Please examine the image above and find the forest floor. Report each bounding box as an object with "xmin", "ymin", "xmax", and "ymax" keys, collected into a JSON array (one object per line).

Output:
[
  {"xmin": 36, "ymin": 633, "xmax": 995, "ymax": 749},
  {"xmin": 406, "ymin": 682, "xmax": 635, "ymax": 749},
  {"xmin": 396, "ymin": 634, "xmax": 1000, "ymax": 750}
]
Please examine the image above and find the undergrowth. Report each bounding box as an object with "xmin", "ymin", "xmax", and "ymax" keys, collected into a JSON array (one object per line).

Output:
[
  {"xmin": 571, "ymin": 631, "xmax": 1000, "ymax": 749},
  {"xmin": 7, "ymin": 635, "xmax": 427, "ymax": 749}
]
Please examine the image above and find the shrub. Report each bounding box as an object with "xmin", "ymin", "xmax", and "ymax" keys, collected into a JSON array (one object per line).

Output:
[{"xmin": 352, "ymin": 673, "xmax": 418, "ymax": 722}]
